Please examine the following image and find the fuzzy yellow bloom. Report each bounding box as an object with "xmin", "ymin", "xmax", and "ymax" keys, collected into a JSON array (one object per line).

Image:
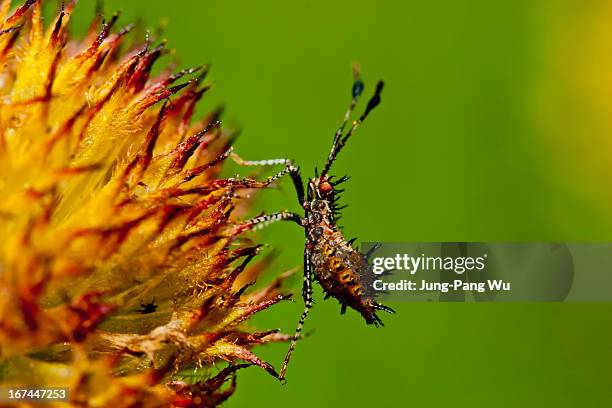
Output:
[{"xmin": 0, "ymin": 1, "xmax": 290, "ymax": 406}]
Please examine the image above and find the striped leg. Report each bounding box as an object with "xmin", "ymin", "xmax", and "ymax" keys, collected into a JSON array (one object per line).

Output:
[
  {"xmin": 233, "ymin": 211, "xmax": 302, "ymax": 235},
  {"xmin": 231, "ymin": 152, "xmax": 305, "ymax": 205},
  {"xmin": 279, "ymin": 246, "xmax": 313, "ymax": 382},
  {"xmin": 231, "ymin": 152, "xmax": 293, "ymax": 168}
]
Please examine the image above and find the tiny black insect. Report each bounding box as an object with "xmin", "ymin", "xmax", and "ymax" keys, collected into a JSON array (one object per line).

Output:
[
  {"xmin": 231, "ymin": 68, "xmax": 393, "ymax": 382},
  {"xmin": 139, "ymin": 298, "xmax": 157, "ymax": 314}
]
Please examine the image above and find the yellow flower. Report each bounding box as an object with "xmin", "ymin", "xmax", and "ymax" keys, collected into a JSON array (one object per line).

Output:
[{"xmin": 0, "ymin": 1, "xmax": 289, "ymax": 406}]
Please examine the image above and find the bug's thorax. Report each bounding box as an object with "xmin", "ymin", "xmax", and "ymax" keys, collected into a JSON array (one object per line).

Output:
[{"xmin": 303, "ymin": 176, "xmax": 338, "ymax": 241}]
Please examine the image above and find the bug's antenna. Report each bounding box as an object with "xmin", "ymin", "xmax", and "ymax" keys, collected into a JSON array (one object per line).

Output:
[{"xmin": 321, "ymin": 67, "xmax": 384, "ymax": 176}]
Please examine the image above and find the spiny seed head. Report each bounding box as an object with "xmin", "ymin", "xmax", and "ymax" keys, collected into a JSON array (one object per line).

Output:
[{"xmin": 0, "ymin": 1, "xmax": 290, "ymax": 406}]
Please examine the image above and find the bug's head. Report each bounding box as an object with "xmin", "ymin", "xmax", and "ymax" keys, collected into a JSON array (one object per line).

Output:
[{"xmin": 307, "ymin": 175, "xmax": 335, "ymax": 201}]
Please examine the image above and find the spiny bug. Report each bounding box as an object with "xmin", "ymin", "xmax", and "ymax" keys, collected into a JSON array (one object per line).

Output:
[{"xmin": 231, "ymin": 68, "xmax": 393, "ymax": 382}]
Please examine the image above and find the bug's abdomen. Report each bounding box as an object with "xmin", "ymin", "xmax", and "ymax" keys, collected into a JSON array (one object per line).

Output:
[{"xmin": 310, "ymin": 239, "xmax": 382, "ymax": 325}]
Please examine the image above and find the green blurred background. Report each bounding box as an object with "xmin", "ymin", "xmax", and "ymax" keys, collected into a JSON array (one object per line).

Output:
[{"xmin": 66, "ymin": 0, "xmax": 612, "ymax": 406}]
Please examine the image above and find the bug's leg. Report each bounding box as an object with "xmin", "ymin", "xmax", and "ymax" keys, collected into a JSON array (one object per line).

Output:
[
  {"xmin": 231, "ymin": 152, "xmax": 293, "ymax": 168},
  {"xmin": 231, "ymin": 151, "xmax": 305, "ymax": 205},
  {"xmin": 279, "ymin": 246, "xmax": 313, "ymax": 382},
  {"xmin": 264, "ymin": 165, "xmax": 304, "ymax": 206},
  {"xmin": 288, "ymin": 166, "xmax": 305, "ymax": 206},
  {"xmin": 232, "ymin": 211, "xmax": 302, "ymax": 235}
]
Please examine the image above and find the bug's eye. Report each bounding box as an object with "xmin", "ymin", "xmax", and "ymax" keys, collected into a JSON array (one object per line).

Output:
[{"xmin": 320, "ymin": 181, "xmax": 333, "ymax": 194}]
